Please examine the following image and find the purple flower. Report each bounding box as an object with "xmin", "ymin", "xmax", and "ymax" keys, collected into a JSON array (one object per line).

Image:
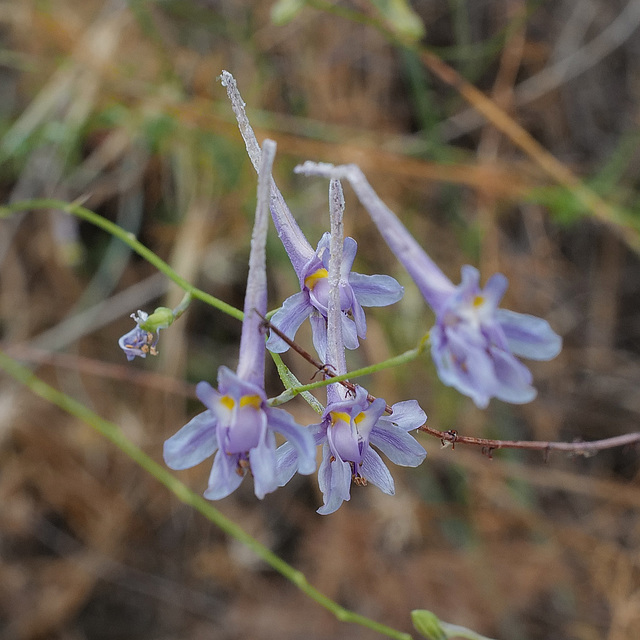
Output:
[
  {"xmin": 276, "ymin": 177, "xmax": 426, "ymax": 514},
  {"xmin": 294, "ymin": 162, "xmax": 562, "ymax": 409},
  {"xmin": 118, "ymin": 310, "xmax": 162, "ymax": 361},
  {"xmin": 267, "ymin": 232, "xmax": 404, "ymax": 360},
  {"xmin": 119, "ymin": 298, "xmax": 190, "ymax": 361},
  {"xmin": 277, "ymin": 386, "xmax": 426, "ymax": 514},
  {"xmin": 163, "ymin": 140, "xmax": 316, "ymax": 500},
  {"xmin": 220, "ymin": 70, "xmax": 403, "ymax": 360},
  {"xmin": 164, "ymin": 367, "xmax": 316, "ymax": 499}
]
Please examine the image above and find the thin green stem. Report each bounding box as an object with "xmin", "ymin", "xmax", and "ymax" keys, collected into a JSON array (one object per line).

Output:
[
  {"xmin": 270, "ymin": 333, "xmax": 430, "ymax": 405},
  {"xmin": 0, "ymin": 349, "xmax": 412, "ymax": 640},
  {"xmin": 0, "ymin": 198, "xmax": 243, "ymax": 321}
]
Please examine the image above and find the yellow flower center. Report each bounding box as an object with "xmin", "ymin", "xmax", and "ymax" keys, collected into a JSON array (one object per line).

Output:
[{"xmin": 304, "ymin": 268, "xmax": 328, "ymax": 291}]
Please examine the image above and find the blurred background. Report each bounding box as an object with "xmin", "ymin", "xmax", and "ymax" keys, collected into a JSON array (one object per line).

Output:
[{"xmin": 1, "ymin": 1, "xmax": 639, "ymax": 638}]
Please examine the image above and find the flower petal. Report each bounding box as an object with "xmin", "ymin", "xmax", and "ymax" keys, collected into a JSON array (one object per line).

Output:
[
  {"xmin": 497, "ymin": 308, "xmax": 562, "ymax": 361},
  {"xmin": 310, "ymin": 310, "xmax": 328, "ymax": 361},
  {"xmin": 349, "ymin": 272, "xmax": 404, "ymax": 307},
  {"xmin": 266, "ymin": 292, "xmax": 313, "ymax": 353},
  {"xmin": 340, "ymin": 314, "xmax": 359, "ymax": 350},
  {"xmin": 204, "ymin": 451, "xmax": 244, "ymax": 500},
  {"xmin": 370, "ymin": 422, "xmax": 426, "ymax": 467},
  {"xmin": 359, "ymin": 447, "xmax": 395, "ymax": 495},
  {"xmin": 317, "ymin": 444, "xmax": 352, "ymax": 515},
  {"xmin": 383, "ymin": 399, "xmax": 426, "ymax": 431},
  {"xmin": 249, "ymin": 430, "xmax": 278, "ymax": 499},
  {"xmin": 266, "ymin": 407, "xmax": 317, "ymax": 475},
  {"xmin": 341, "ymin": 236, "xmax": 358, "ymax": 276},
  {"xmin": 163, "ymin": 410, "xmax": 219, "ymax": 470}
]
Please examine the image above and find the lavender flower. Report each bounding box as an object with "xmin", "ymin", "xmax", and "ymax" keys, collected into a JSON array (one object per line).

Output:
[
  {"xmin": 276, "ymin": 179, "xmax": 426, "ymax": 514},
  {"xmin": 163, "ymin": 140, "xmax": 316, "ymax": 500},
  {"xmin": 266, "ymin": 232, "xmax": 404, "ymax": 360},
  {"xmin": 218, "ymin": 70, "xmax": 403, "ymax": 361},
  {"xmin": 295, "ymin": 162, "xmax": 562, "ymax": 409},
  {"xmin": 118, "ymin": 305, "xmax": 179, "ymax": 361}
]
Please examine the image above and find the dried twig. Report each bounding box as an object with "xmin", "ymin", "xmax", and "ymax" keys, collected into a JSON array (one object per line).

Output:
[
  {"xmin": 420, "ymin": 425, "xmax": 640, "ymax": 459},
  {"xmin": 258, "ymin": 312, "xmax": 393, "ymax": 414}
]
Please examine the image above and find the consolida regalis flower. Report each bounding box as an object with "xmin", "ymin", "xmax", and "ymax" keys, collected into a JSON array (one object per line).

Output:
[
  {"xmin": 163, "ymin": 140, "xmax": 316, "ymax": 500},
  {"xmin": 294, "ymin": 161, "xmax": 562, "ymax": 409}
]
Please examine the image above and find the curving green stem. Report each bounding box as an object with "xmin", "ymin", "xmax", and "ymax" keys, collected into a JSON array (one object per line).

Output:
[
  {"xmin": 269, "ymin": 332, "xmax": 430, "ymax": 406},
  {"xmin": 0, "ymin": 198, "xmax": 243, "ymax": 321},
  {"xmin": 0, "ymin": 349, "xmax": 412, "ymax": 640}
]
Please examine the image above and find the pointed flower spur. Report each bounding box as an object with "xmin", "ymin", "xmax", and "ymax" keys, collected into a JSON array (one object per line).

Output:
[
  {"xmin": 163, "ymin": 141, "xmax": 316, "ymax": 500},
  {"xmin": 295, "ymin": 162, "xmax": 562, "ymax": 409},
  {"xmin": 276, "ymin": 180, "xmax": 426, "ymax": 514},
  {"xmin": 219, "ymin": 70, "xmax": 403, "ymax": 362}
]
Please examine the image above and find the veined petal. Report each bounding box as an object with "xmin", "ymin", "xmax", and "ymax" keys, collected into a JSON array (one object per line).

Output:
[
  {"xmin": 266, "ymin": 407, "xmax": 317, "ymax": 475},
  {"xmin": 276, "ymin": 422, "xmax": 324, "ymax": 486},
  {"xmin": 383, "ymin": 399, "xmax": 426, "ymax": 431},
  {"xmin": 341, "ymin": 236, "xmax": 358, "ymax": 276},
  {"xmin": 349, "ymin": 272, "xmax": 404, "ymax": 307},
  {"xmin": 309, "ymin": 310, "xmax": 328, "ymax": 361},
  {"xmin": 431, "ymin": 328, "xmax": 496, "ymax": 408},
  {"xmin": 204, "ymin": 451, "xmax": 244, "ymax": 500},
  {"xmin": 340, "ymin": 314, "xmax": 359, "ymax": 350},
  {"xmin": 249, "ymin": 430, "xmax": 278, "ymax": 499},
  {"xmin": 317, "ymin": 444, "xmax": 352, "ymax": 515},
  {"xmin": 489, "ymin": 345, "xmax": 537, "ymax": 404},
  {"xmin": 359, "ymin": 447, "xmax": 395, "ymax": 495},
  {"xmin": 370, "ymin": 422, "xmax": 426, "ymax": 467},
  {"xmin": 266, "ymin": 292, "xmax": 313, "ymax": 353},
  {"xmin": 163, "ymin": 410, "xmax": 219, "ymax": 470},
  {"xmin": 497, "ymin": 308, "xmax": 562, "ymax": 361}
]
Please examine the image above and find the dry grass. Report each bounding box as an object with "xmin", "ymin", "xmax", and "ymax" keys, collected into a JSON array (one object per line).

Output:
[{"xmin": 1, "ymin": 1, "xmax": 639, "ymax": 638}]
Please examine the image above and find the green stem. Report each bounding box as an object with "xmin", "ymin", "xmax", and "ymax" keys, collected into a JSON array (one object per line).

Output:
[
  {"xmin": 270, "ymin": 332, "xmax": 430, "ymax": 405},
  {"xmin": 0, "ymin": 198, "xmax": 243, "ymax": 321},
  {"xmin": 0, "ymin": 349, "xmax": 412, "ymax": 640}
]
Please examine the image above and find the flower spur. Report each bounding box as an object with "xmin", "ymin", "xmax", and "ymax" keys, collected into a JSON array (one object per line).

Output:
[
  {"xmin": 295, "ymin": 161, "xmax": 562, "ymax": 409},
  {"xmin": 276, "ymin": 179, "xmax": 426, "ymax": 514},
  {"xmin": 163, "ymin": 140, "xmax": 316, "ymax": 500}
]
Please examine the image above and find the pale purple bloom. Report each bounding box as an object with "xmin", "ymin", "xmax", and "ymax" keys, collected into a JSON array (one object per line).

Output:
[
  {"xmin": 163, "ymin": 140, "xmax": 316, "ymax": 500},
  {"xmin": 294, "ymin": 162, "xmax": 562, "ymax": 409},
  {"xmin": 118, "ymin": 311, "xmax": 160, "ymax": 361},
  {"xmin": 220, "ymin": 70, "xmax": 403, "ymax": 360},
  {"xmin": 266, "ymin": 232, "xmax": 404, "ymax": 360},
  {"xmin": 276, "ymin": 177, "xmax": 426, "ymax": 514},
  {"xmin": 277, "ymin": 386, "xmax": 426, "ymax": 514},
  {"xmin": 164, "ymin": 367, "xmax": 316, "ymax": 500}
]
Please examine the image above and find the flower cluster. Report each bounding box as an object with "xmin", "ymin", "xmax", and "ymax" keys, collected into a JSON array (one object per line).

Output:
[{"xmin": 120, "ymin": 72, "xmax": 562, "ymax": 514}]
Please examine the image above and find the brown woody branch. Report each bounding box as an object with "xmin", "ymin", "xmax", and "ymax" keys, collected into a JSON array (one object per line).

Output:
[{"xmin": 419, "ymin": 425, "xmax": 640, "ymax": 459}]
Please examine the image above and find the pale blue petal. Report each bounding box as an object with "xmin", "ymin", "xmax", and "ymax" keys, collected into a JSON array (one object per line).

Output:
[
  {"xmin": 384, "ymin": 400, "xmax": 426, "ymax": 431},
  {"xmin": 341, "ymin": 236, "xmax": 358, "ymax": 275},
  {"xmin": 249, "ymin": 431, "xmax": 278, "ymax": 499},
  {"xmin": 266, "ymin": 292, "xmax": 313, "ymax": 353},
  {"xmin": 204, "ymin": 452, "xmax": 244, "ymax": 500},
  {"xmin": 317, "ymin": 444, "xmax": 352, "ymax": 515},
  {"xmin": 310, "ymin": 311, "xmax": 328, "ymax": 361},
  {"xmin": 490, "ymin": 346, "xmax": 537, "ymax": 404},
  {"xmin": 497, "ymin": 308, "xmax": 562, "ymax": 360},
  {"xmin": 163, "ymin": 410, "xmax": 219, "ymax": 470},
  {"xmin": 482, "ymin": 271, "xmax": 508, "ymax": 307},
  {"xmin": 276, "ymin": 422, "xmax": 324, "ymax": 486},
  {"xmin": 349, "ymin": 272, "xmax": 404, "ymax": 307},
  {"xmin": 266, "ymin": 408, "xmax": 317, "ymax": 475},
  {"xmin": 359, "ymin": 447, "xmax": 395, "ymax": 495},
  {"xmin": 341, "ymin": 314, "xmax": 359, "ymax": 350},
  {"xmin": 370, "ymin": 424, "xmax": 426, "ymax": 467},
  {"xmin": 195, "ymin": 380, "xmax": 223, "ymax": 409}
]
